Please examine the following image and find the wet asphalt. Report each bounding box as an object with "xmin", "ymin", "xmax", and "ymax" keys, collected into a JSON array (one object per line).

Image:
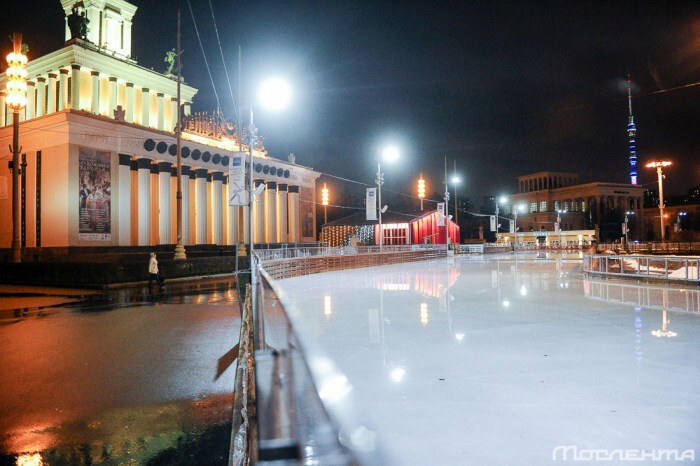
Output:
[{"xmin": 0, "ymin": 278, "xmax": 242, "ymax": 465}]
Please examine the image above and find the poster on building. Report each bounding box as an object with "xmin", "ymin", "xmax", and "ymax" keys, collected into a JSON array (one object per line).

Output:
[
  {"xmin": 229, "ymin": 151, "xmax": 248, "ymax": 206},
  {"xmin": 366, "ymin": 188, "xmax": 377, "ymax": 221},
  {"xmin": 79, "ymin": 148, "xmax": 111, "ymax": 241}
]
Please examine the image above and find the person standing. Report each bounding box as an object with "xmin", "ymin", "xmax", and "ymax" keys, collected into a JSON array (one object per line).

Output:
[{"xmin": 148, "ymin": 253, "xmax": 165, "ymax": 288}]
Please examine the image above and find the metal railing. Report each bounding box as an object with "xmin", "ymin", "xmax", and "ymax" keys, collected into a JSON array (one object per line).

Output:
[
  {"xmin": 583, "ymin": 253, "xmax": 700, "ymax": 283},
  {"xmin": 596, "ymin": 242, "xmax": 700, "ymax": 254},
  {"xmin": 232, "ymin": 247, "xmax": 447, "ymax": 464},
  {"xmin": 255, "ymin": 243, "xmax": 446, "ymax": 264}
]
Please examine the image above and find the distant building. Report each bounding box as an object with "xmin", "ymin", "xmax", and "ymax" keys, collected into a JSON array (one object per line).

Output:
[
  {"xmin": 501, "ymin": 171, "xmax": 645, "ymax": 242},
  {"xmin": 0, "ymin": 0, "xmax": 319, "ymax": 252}
]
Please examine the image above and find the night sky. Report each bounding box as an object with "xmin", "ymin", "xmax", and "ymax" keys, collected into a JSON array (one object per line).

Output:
[{"xmin": 4, "ymin": 1, "xmax": 700, "ymax": 207}]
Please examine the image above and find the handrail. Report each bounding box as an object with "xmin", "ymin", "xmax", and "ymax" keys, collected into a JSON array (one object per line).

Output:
[
  {"xmin": 253, "ymin": 265, "xmax": 390, "ymax": 465},
  {"xmin": 583, "ymin": 253, "xmax": 700, "ymax": 284},
  {"xmin": 232, "ymin": 248, "xmax": 446, "ymax": 465}
]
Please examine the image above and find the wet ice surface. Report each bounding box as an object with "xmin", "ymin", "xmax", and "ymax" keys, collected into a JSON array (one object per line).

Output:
[{"xmin": 277, "ymin": 252, "xmax": 700, "ymax": 465}]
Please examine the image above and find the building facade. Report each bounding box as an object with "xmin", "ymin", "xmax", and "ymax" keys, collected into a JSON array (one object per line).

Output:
[
  {"xmin": 502, "ymin": 171, "xmax": 645, "ymax": 242},
  {"xmin": 0, "ymin": 0, "xmax": 319, "ymax": 251}
]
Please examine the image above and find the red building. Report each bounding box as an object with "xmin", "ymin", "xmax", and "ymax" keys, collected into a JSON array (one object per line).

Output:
[{"xmin": 320, "ymin": 211, "xmax": 459, "ymax": 247}]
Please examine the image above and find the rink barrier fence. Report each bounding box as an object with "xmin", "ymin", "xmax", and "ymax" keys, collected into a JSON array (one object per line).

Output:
[
  {"xmin": 583, "ymin": 253, "xmax": 700, "ymax": 284},
  {"xmin": 233, "ymin": 247, "xmax": 446, "ymax": 464}
]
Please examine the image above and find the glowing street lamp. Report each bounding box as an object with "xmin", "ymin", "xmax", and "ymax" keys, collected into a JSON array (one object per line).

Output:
[
  {"xmin": 321, "ymin": 183, "xmax": 329, "ymax": 224},
  {"xmin": 494, "ymin": 195, "xmax": 506, "ymax": 242},
  {"xmin": 7, "ymin": 33, "xmax": 28, "ymax": 263},
  {"xmin": 514, "ymin": 204, "xmax": 525, "ymax": 238},
  {"xmin": 624, "ymin": 210, "xmax": 635, "ymax": 245},
  {"xmin": 646, "ymin": 160, "xmax": 672, "ymax": 241},
  {"xmin": 376, "ymin": 146, "xmax": 399, "ymax": 253},
  {"xmin": 417, "ymin": 174, "xmax": 426, "ymax": 210},
  {"xmin": 248, "ymin": 77, "xmax": 291, "ymax": 261}
]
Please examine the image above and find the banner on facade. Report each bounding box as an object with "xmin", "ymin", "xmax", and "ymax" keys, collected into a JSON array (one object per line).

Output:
[
  {"xmin": 79, "ymin": 148, "xmax": 111, "ymax": 241},
  {"xmin": 509, "ymin": 219, "xmax": 515, "ymax": 233},
  {"xmin": 366, "ymin": 188, "xmax": 377, "ymax": 221},
  {"xmin": 437, "ymin": 202, "xmax": 445, "ymax": 226},
  {"xmin": 490, "ymin": 215, "xmax": 496, "ymax": 232},
  {"xmin": 228, "ymin": 151, "xmax": 248, "ymax": 206}
]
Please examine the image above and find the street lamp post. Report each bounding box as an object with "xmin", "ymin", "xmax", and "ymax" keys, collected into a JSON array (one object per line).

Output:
[
  {"xmin": 321, "ymin": 183, "xmax": 329, "ymax": 225},
  {"xmin": 376, "ymin": 147, "xmax": 399, "ymax": 253},
  {"xmin": 173, "ymin": 12, "xmax": 186, "ymax": 260},
  {"xmin": 451, "ymin": 174, "xmax": 460, "ymax": 226},
  {"xmin": 624, "ymin": 210, "xmax": 635, "ymax": 245},
  {"xmin": 417, "ymin": 174, "xmax": 425, "ymax": 211},
  {"xmin": 494, "ymin": 195, "xmax": 506, "ymax": 243},
  {"xmin": 513, "ymin": 204, "xmax": 525, "ymax": 243},
  {"xmin": 556, "ymin": 209, "xmax": 566, "ymax": 247},
  {"xmin": 6, "ymin": 33, "xmax": 28, "ymax": 264},
  {"xmin": 646, "ymin": 161, "xmax": 672, "ymax": 242}
]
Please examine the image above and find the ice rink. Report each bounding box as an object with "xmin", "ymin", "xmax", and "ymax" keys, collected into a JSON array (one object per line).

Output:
[{"xmin": 277, "ymin": 252, "xmax": 700, "ymax": 465}]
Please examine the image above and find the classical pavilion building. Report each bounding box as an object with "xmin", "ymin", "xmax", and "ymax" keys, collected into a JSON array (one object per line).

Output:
[
  {"xmin": 0, "ymin": 0, "xmax": 319, "ymax": 253},
  {"xmin": 500, "ymin": 171, "xmax": 645, "ymax": 243}
]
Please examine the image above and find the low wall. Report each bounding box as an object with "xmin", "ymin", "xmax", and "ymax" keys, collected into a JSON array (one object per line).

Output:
[{"xmin": 0, "ymin": 255, "xmax": 249, "ymax": 288}]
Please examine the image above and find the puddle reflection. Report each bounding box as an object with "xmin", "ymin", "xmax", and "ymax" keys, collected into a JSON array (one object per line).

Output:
[{"xmin": 0, "ymin": 394, "xmax": 233, "ymax": 466}]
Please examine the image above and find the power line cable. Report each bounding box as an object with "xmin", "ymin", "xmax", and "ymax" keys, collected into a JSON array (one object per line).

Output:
[
  {"xmin": 207, "ymin": 0, "xmax": 240, "ymax": 125},
  {"xmin": 187, "ymin": 0, "xmax": 221, "ymax": 113}
]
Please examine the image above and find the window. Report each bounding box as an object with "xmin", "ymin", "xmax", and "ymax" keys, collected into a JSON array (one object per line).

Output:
[
  {"xmin": 529, "ymin": 202, "xmax": 537, "ymax": 213},
  {"xmin": 539, "ymin": 201, "xmax": 547, "ymax": 212}
]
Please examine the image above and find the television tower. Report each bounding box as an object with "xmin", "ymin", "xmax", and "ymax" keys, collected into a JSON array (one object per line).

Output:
[{"xmin": 627, "ymin": 73, "xmax": 638, "ymax": 185}]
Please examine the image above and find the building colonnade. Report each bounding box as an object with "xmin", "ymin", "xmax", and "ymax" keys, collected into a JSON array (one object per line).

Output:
[
  {"xmin": 119, "ymin": 155, "xmax": 303, "ymax": 247},
  {"xmin": 0, "ymin": 62, "xmax": 192, "ymax": 131}
]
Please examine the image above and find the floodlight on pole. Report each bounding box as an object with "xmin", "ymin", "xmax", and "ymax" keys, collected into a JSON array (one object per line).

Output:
[
  {"xmin": 7, "ymin": 33, "xmax": 28, "ymax": 264},
  {"xmin": 645, "ymin": 160, "xmax": 672, "ymax": 242},
  {"xmin": 376, "ymin": 146, "xmax": 399, "ymax": 253}
]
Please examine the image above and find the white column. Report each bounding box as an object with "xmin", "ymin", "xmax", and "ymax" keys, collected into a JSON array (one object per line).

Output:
[
  {"xmin": 125, "ymin": 83, "xmax": 134, "ymax": 123},
  {"xmin": 141, "ymin": 88, "xmax": 150, "ymax": 127},
  {"xmin": 158, "ymin": 162, "xmax": 172, "ymax": 244},
  {"xmin": 170, "ymin": 97, "xmax": 178, "ymax": 132},
  {"xmin": 211, "ymin": 172, "xmax": 224, "ymax": 244},
  {"xmin": 157, "ymin": 92, "xmax": 165, "ymax": 130},
  {"xmin": 137, "ymin": 158, "xmax": 152, "ymax": 245},
  {"xmin": 277, "ymin": 183, "xmax": 288, "ymax": 243},
  {"xmin": 58, "ymin": 69, "xmax": 68, "ymax": 111},
  {"xmin": 36, "ymin": 76, "xmax": 46, "ymax": 117},
  {"xmin": 91, "ymin": 71, "xmax": 100, "ymax": 114},
  {"xmin": 264, "ymin": 181, "xmax": 277, "ymax": 242},
  {"xmin": 47, "ymin": 73, "xmax": 57, "ymax": 114},
  {"xmin": 181, "ymin": 166, "xmax": 191, "ymax": 244},
  {"xmin": 70, "ymin": 64, "xmax": 81, "ymax": 110},
  {"xmin": 118, "ymin": 154, "xmax": 132, "ymax": 245},
  {"xmin": 195, "ymin": 168, "xmax": 208, "ymax": 244},
  {"xmin": 288, "ymin": 185, "xmax": 300, "ymax": 242},
  {"xmin": 254, "ymin": 179, "xmax": 265, "ymax": 243},
  {"xmin": 109, "ymin": 77, "xmax": 118, "ymax": 118},
  {"xmin": 25, "ymin": 80, "xmax": 35, "ymax": 120}
]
